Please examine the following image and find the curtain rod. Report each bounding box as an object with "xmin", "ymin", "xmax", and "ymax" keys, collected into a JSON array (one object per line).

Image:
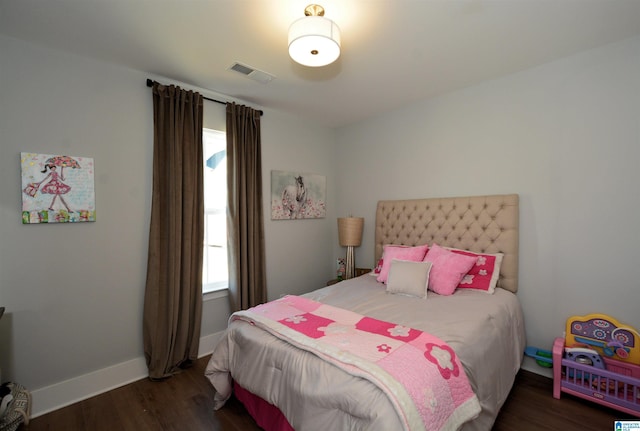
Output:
[{"xmin": 146, "ymin": 79, "xmax": 263, "ymax": 115}]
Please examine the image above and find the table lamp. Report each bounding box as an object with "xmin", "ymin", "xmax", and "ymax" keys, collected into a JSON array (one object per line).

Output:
[{"xmin": 338, "ymin": 217, "xmax": 364, "ymax": 279}]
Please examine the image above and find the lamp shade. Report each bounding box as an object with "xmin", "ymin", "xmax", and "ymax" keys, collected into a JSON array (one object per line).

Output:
[
  {"xmin": 288, "ymin": 15, "xmax": 341, "ymax": 67},
  {"xmin": 338, "ymin": 217, "xmax": 364, "ymax": 247}
]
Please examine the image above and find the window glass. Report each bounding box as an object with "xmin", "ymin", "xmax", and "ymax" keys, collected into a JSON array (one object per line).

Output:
[{"xmin": 203, "ymin": 129, "xmax": 228, "ymax": 294}]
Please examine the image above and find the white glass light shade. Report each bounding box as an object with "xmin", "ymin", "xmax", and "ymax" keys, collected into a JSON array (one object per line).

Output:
[{"xmin": 288, "ymin": 16, "xmax": 341, "ymax": 67}]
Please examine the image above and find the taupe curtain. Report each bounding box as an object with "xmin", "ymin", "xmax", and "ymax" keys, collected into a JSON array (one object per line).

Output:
[
  {"xmin": 226, "ymin": 103, "xmax": 267, "ymax": 312},
  {"xmin": 143, "ymin": 83, "xmax": 204, "ymax": 380}
]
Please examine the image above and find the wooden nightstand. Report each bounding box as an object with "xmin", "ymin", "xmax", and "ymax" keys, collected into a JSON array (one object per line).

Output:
[
  {"xmin": 355, "ymin": 267, "xmax": 372, "ymax": 277},
  {"xmin": 327, "ymin": 268, "xmax": 371, "ymax": 286}
]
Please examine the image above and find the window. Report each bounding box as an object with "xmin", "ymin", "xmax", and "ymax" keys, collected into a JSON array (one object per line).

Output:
[{"xmin": 202, "ymin": 128, "xmax": 228, "ymax": 294}]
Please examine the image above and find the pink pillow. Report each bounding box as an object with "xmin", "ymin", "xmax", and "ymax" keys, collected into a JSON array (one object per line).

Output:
[
  {"xmin": 447, "ymin": 248, "xmax": 504, "ymax": 294},
  {"xmin": 423, "ymin": 244, "xmax": 476, "ymax": 295},
  {"xmin": 376, "ymin": 244, "xmax": 429, "ymax": 283}
]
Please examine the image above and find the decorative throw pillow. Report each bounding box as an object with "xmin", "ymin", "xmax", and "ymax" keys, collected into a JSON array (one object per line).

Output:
[
  {"xmin": 376, "ymin": 244, "xmax": 429, "ymax": 283},
  {"xmin": 447, "ymin": 247, "xmax": 504, "ymax": 294},
  {"xmin": 423, "ymin": 244, "xmax": 477, "ymax": 295},
  {"xmin": 386, "ymin": 259, "xmax": 432, "ymax": 299}
]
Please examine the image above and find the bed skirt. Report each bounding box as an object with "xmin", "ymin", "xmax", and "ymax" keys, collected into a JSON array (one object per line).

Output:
[{"xmin": 234, "ymin": 382, "xmax": 294, "ymax": 431}]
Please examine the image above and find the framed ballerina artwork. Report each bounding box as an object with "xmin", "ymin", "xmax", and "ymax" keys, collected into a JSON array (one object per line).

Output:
[{"xmin": 20, "ymin": 152, "xmax": 96, "ymax": 224}]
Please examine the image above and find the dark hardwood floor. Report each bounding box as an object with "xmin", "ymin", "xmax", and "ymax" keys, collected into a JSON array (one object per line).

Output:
[{"xmin": 24, "ymin": 355, "xmax": 635, "ymax": 431}]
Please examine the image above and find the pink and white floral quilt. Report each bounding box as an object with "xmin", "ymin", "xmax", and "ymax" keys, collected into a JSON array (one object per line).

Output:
[{"xmin": 231, "ymin": 295, "xmax": 481, "ymax": 431}]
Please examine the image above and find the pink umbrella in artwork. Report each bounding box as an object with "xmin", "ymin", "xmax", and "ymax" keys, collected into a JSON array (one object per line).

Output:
[{"xmin": 45, "ymin": 155, "xmax": 81, "ymax": 169}]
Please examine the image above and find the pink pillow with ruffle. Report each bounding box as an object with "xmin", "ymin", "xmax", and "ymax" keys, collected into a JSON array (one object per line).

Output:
[
  {"xmin": 376, "ymin": 244, "xmax": 429, "ymax": 283},
  {"xmin": 423, "ymin": 244, "xmax": 477, "ymax": 295}
]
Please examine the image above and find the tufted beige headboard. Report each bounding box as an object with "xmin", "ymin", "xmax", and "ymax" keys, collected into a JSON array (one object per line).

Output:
[{"xmin": 375, "ymin": 194, "xmax": 519, "ymax": 293}]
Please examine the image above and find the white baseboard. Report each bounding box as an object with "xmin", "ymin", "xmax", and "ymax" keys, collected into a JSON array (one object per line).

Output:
[
  {"xmin": 30, "ymin": 356, "xmax": 148, "ymax": 418},
  {"xmin": 198, "ymin": 330, "xmax": 225, "ymax": 357},
  {"xmin": 521, "ymin": 356, "xmax": 553, "ymax": 379},
  {"xmin": 30, "ymin": 330, "xmax": 226, "ymax": 418}
]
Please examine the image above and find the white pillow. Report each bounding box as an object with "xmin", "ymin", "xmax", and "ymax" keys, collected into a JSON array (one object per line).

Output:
[{"xmin": 386, "ymin": 259, "xmax": 432, "ymax": 299}]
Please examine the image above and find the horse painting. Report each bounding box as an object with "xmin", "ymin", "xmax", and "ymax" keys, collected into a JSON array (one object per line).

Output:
[
  {"xmin": 271, "ymin": 170, "xmax": 325, "ymax": 220},
  {"xmin": 281, "ymin": 175, "xmax": 307, "ymax": 219}
]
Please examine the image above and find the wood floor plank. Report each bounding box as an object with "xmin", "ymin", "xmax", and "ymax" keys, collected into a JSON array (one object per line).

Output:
[
  {"xmin": 78, "ymin": 392, "xmax": 124, "ymax": 431},
  {"xmin": 24, "ymin": 355, "xmax": 636, "ymax": 431},
  {"xmin": 27, "ymin": 403, "xmax": 86, "ymax": 431},
  {"xmin": 109, "ymin": 384, "xmax": 163, "ymax": 431},
  {"xmin": 493, "ymin": 368, "xmax": 634, "ymax": 430}
]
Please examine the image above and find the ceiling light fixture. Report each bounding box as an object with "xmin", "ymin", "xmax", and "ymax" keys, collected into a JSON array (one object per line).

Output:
[{"xmin": 288, "ymin": 4, "xmax": 341, "ymax": 67}]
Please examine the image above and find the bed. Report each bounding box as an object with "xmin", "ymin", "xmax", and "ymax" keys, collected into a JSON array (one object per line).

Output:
[{"xmin": 206, "ymin": 194, "xmax": 526, "ymax": 430}]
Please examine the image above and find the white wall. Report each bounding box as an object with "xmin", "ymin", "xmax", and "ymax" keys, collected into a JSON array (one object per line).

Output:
[
  {"xmin": 262, "ymin": 110, "xmax": 338, "ymax": 300},
  {"xmin": 0, "ymin": 35, "xmax": 337, "ymax": 415},
  {"xmin": 334, "ymin": 35, "xmax": 640, "ymax": 374},
  {"xmin": 2, "ymin": 27, "xmax": 639, "ymax": 417}
]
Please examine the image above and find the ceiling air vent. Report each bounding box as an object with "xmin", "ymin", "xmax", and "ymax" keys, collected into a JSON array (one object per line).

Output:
[{"xmin": 228, "ymin": 62, "xmax": 275, "ymax": 84}]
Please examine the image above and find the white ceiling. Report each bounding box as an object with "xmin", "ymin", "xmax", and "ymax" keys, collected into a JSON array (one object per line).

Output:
[{"xmin": 2, "ymin": 0, "xmax": 640, "ymax": 128}]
